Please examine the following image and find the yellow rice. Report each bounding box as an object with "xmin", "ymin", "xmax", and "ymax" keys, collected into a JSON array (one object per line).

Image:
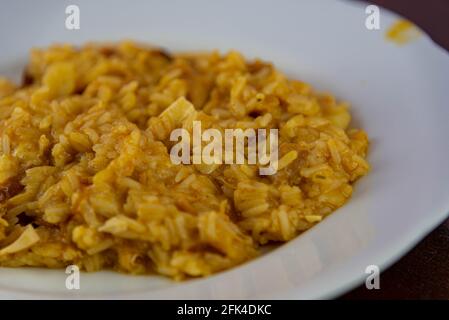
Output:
[{"xmin": 0, "ymin": 41, "xmax": 369, "ymax": 279}]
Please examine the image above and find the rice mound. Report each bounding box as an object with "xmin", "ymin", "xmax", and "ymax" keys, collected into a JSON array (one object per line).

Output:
[{"xmin": 0, "ymin": 41, "xmax": 369, "ymax": 279}]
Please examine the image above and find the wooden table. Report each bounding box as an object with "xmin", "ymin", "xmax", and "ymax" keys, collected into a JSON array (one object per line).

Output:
[{"xmin": 342, "ymin": 219, "xmax": 449, "ymax": 299}]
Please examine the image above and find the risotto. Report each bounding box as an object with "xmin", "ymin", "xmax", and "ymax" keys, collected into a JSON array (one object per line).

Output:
[{"xmin": 0, "ymin": 41, "xmax": 369, "ymax": 279}]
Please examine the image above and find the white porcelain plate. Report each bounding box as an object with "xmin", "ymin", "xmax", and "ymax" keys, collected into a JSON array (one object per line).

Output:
[{"xmin": 1, "ymin": 0, "xmax": 448, "ymax": 299}]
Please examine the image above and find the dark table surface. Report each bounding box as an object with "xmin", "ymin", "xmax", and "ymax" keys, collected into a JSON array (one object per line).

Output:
[{"xmin": 341, "ymin": 218, "xmax": 449, "ymax": 299}]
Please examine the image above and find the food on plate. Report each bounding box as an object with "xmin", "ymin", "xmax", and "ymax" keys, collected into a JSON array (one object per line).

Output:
[{"xmin": 0, "ymin": 41, "xmax": 369, "ymax": 279}]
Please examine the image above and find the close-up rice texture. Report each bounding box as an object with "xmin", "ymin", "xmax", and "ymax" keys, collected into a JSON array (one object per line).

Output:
[{"xmin": 0, "ymin": 41, "xmax": 369, "ymax": 279}]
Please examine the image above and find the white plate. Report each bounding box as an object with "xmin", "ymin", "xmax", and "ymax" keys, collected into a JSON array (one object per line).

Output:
[{"xmin": 1, "ymin": 0, "xmax": 448, "ymax": 299}]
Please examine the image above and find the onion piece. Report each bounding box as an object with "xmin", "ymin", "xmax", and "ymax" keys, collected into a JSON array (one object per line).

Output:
[{"xmin": 0, "ymin": 225, "xmax": 40, "ymax": 256}]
